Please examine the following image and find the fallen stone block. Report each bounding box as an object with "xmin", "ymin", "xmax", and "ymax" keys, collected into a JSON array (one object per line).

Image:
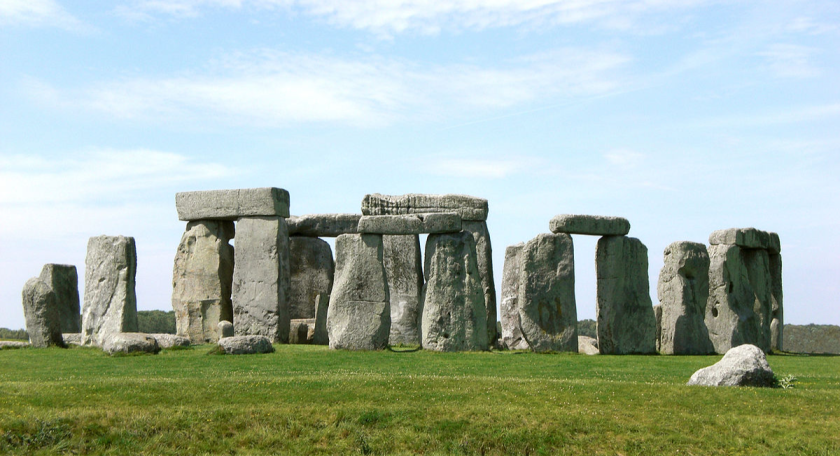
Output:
[
  {"xmin": 0, "ymin": 341, "xmax": 29, "ymax": 349},
  {"xmin": 500, "ymin": 243, "xmax": 529, "ymax": 350},
  {"xmin": 709, "ymin": 228, "xmax": 772, "ymax": 250},
  {"xmin": 102, "ymin": 333, "xmax": 160, "ymax": 355},
  {"xmin": 549, "ymin": 214, "xmax": 630, "ymax": 236},
  {"xmin": 578, "ymin": 336, "xmax": 600, "ymax": 355},
  {"xmin": 22, "ymin": 277, "xmax": 64, "ymax": 348},
  {"xmin": 362, "ymin": 193, "xmax": 488, "ymax": 221},
  {"xmin": 218, "ymin": 335, "xmax": 275, "ymax": 354},
  {"xmin": 287, "ymin": 214, "xmax": 361, "ymax": 237},
  {"xmin": 289, "ymin": 237, "xmax": 334, "ymax": 320},
  {"xmin": 82, "ymin": 235, "xmax": 138, "ymax": 346},
  {"xmin": 150, "ymin": 334, "xmax": 191, "ymax": 348},
  {"xmin": 384, "ymin": 235, "xmax": 424, "ymax": 345},
  {"xmin": 687, "ymin": 344, "xmax": 775, "ymax": 387},
  {"xmin": 39, "ymin": 264, "xmax": 81, "ymax": 333},
  {"xmin": 176, "ymin": 187, "xmax": 290, "ymax": 221}
]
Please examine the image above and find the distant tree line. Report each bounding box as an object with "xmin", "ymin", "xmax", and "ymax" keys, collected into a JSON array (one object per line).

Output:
[
  {"xmin": 0, "ymin": 328, "xmax": 28, "ymax": 340},
  {"xmin": 138, "ymin": 310, "xmax": 176, "ymax": 334},
  {"xmin": 577, "ymin": 319, "xmax": 597, "ymax": 339}
]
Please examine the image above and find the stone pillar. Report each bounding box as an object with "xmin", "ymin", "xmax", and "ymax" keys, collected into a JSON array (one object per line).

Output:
[
  {"xmin": 39, "ymin": 264, "xmax": 80, "ymax": 333},
  {"xmin": 327, "ymin": 234, "xmax": 391, "ymax": 350},
  {"xmin": 232, "ymin": 217, "xmax": 291, "ymax": 343},
  {"xmin": 383, "ymin": 234, "xmax": 424, "ymax": 345},
  {"xmin": 22, "ymin": 277, "xmax": 64, "ymax": 347},
  {"xmin": 595, "ymin": 235, "xmax": 656, "ymax": 354},
  {"xmin": 289, "ymin": 236, "xmax": 334, "ymax": 320},
  {"xmin": 422, "ymin": 231, "xmax": 488, "ymax": 352},
  {"xmin": 517, "ymin": 233, "xmax": 578, "ymax": 352},
  {"xmin": 82, "ymin": 235, "xmax": 138, "ymax": 346},
  {"xmin": 312, "ymin": 293, "xmax": 330, "ymax": 345},
  {"xmin": 462, "ymin": 221, "xmax": 498, "ymax": 346},
  {"xmin": 172, "ymin": 220, "xmax": 234, "ymax": 343},
  {"xmin": 500, "ymin": 243, "xmax": 528, "ymax": 350},
  {"xmin": 656, "ymin": 241, "xmax": 714, "ymax": 355},
  {"xmin": 770, "ymin": 253, "xmax": 783, "ymax": 351}
]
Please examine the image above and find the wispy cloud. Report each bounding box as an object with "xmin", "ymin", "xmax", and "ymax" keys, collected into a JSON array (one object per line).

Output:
[
  {"xmin": 0, "ymin": 0, "xmax": 86, "ymax": 30},
  {"xmin": 27, "ymin": 48, "xmax": 630, "ymax": 127},
  {"xmin": 758, "ymin": 43, "xmax": 822, "ymax": 78}
]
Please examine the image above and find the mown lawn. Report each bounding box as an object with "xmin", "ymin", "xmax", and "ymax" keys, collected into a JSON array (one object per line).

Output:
[{"xmin": 0, "ymin": 345, "xmax": 838, "ymax": 455}]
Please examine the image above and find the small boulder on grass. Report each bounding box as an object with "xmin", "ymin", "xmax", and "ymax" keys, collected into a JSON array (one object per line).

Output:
[
  {"xmin": 150, "ymin": 334, "xmax": 190, "ymax": 349},
  {"xmin": 687, "ymin": 344, "xmax": 775, "ymax": 387},
  {"xmin": 102, "ymin": 333, "xmax": 161, "ymax": 355},
  {"xmin": 0, "ymin": 341, "xmax": 29, "ymax": 349},
  {"xmin": 578, "ymin": 336, "xmax": 599, "ymax": 355},
  {"xmin": 218, "ymin": 335, "xmax": 274, "ymax": 355}
]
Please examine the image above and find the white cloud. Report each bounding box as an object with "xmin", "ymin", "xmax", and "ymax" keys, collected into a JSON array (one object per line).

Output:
[
  {"xmin": 758, "ymin": 43, "xmax": 822, "ymax": 78},
  {"xmin": 29, "ymin": 49, "xmax": 629, "ymax": 127},
  {"xmin": 0, "ymin": 0, "xmax": 85, "ymax": 30}
]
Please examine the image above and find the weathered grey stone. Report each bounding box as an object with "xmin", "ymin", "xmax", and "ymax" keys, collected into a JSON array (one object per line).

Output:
[
  {"xmin": 500, "ymin": 243, "xmax": 528, "ymax": 350},
  {"xmin": 289, "ymin": 237, "xmax": 334, "ymax": 321},
  {"xmin": 768, "ymin": 232, "xmax": 781, "ymax": 254},
  {"xmin": 150, "ymin": 334, "xmax": 191, "ymax": 348},
  {"xmin": 653, "ymin": 304, "xmax": 662, "ymax": 352},
  {"xmin": 218, "ymin": 335, "xmax": 275, "ymax": 354},
  {"xmin": 578, "ymin": 336, "xmax": 600, "ymax": 355},
  {"xmin": 312, "ymin": 293, "xmax": 329, "ymax": 345},
  {"xmin": 596, "ymin": 236, "xmax": 657, "ymax": 354},
  {"xmin": 384, "ymin": 235, "xmax": 424, "ymax": 345},
  {"xmin": 22, "ymin": 277, "xmax": 64, "ymax": 348},
  {"xmin": 656, "ymin": 241, "xmax": 715, "ymax": 355},
  {"xmin": 783, "ymin": 324, "xmax": 840, "ymax": 354},
  {"xmin": 517, "ymin": 233, "xmax": 578, "ymax": 352},
  {"xmin": 287, "ymin": 214, "xmax": 361, "ymax": 237},
  {"xmin": 770, "ymin": 253, "xmax": 783, "ymax": 351},
  {"xmin": 289, "ymin": 319, "xmax": 315, "ymax": 344},
  {"xmin": 172, "ymin": 220, "xmax": 234, "ymax": 344},
  {"xmin": 218, "ymin": 320, "xmax": 234, "ymax": 338},
  {"xmin": 176, "ymin": 187, "xmax": 290, "ymax": 221},
  {"xmin": 232, "ymin": 217, "xmax": 291, "ymax": 343},
  {"xmin": 362, "ymin": 193, "xmax": 488, "ymax": 221},
  {"xmin": 327, "ymin": 234, "xmax": 390, "ymax": 350},
  {"xmin": 39, "ymin": 264, "xmax": 80, "ymax": 333},
  {"xmin": 63, "ymin": 333, "xmax": 82, "ymax": 345},
  {"xmin": 687, "ymin": 344, "xmax": 775, "ymax": 387},
  {"xmin": 709, "ymin": 228, "xmax": 771, "ymax": 250},
  {"xmin": 706, "ymin": 244, "xmax": 773, "ymax": 353},
  {"xmin": 422, "ymin": 232, "xmax": 488, "ymax": 352},
  {"xmin": 102, "ymin": 333, "xmax": 160, "ymax": 355},
  {"xmin": 82, "ymin": 236, "xmax": 138, "ymax": 346},
  {"xmin": 358, "ymin": 213, "xmax": 462, "ymax": 235},
  {"xmin": 549, "ymin": 214, "xmax": 630, "ymax": 236},
  {"xmin": 462, "ymin": 221, "xmax": 498, "ymax": 345},
  {"xmin": 0, "ymin": 341, "xmax": 29, "ymax": 349}
]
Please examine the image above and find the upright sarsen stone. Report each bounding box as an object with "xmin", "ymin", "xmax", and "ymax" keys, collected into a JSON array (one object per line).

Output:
[
  {"xmin": 232, "ymin": 217, "xmax": 290, "ymax": 343},
  {"xmin": 289, "ymin": 237, "xmax": 334, "ymax": 320},
  {"xmin": 82, "ymin": 236, "xmax": 138, "ymax": 346},
  {"xmin": 770, "ymin": 253, "xmax": 783, "ymax": 351},
  {"xmin": 172, "ymin": 220, "xmax": 234, "ymax": 343},
  {"xmin": 327, "ymin": 234, "xmax": 390, "ymax": 350},
  {"xmin": 500, "ymin": 243, "xmax": 528, "ymax": 350},
  {"xmin": 39, "ymin": 264, "xmax": 80, "ymax": 333},
  {"xmin": 656, "ymin": 242, "xmax": 714, "ymax": 355},
  {"xmin": 596, "ymin": 236, "xmax": 656, "ymax": 354},
  {"xmin": 383, "ymin": 235, "xmax": 424, "ymax": 345},
  {"xmin": 462, "ymin": 221, "xmax": 498, "ymax": 345},
  {"xmin": 22, "ymin": 278, "xmax": 64, "ymax": 348},
  {"xmin": 422, "ymin": 232, "xmax": 488, "ymax": 352},
  {"xmin": 518, "ymin": 233, "xmax": 578, "ymax": 352}
]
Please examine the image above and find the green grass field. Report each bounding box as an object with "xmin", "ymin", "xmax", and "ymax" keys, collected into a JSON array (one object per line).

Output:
[{"xmin": 1, "ymin": 345, "xmax": 838, "ymax": 455}]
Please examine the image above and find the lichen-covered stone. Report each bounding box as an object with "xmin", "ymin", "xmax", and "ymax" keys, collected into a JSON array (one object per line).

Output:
[
  {"xmin": 687, "ymin": 344, "xmax": 775, "ymax": 387},
  {"xmin": 82, "ymin": 236, "xmax": 138, "ymax": 346},
  {"xmin": 287, "ymin": 213, "xmax": 362, "ymax": 237},
  {"xmin": 358, "ymin": 214, "xmax": 461, "ymax": 235},
  {"xmin": 218, "ymin": 335, "xmax": 275, "ymax": 354},
  {"xmin": 770, "ymin": 253, "xmax": 783, "ymax": 351},
  {"xmin": 500, "ymin": 243, "xmax": 528, "ymax": 350},
  {"xmin": 218, "ymin": 320, "xmax": 234, "ymax": 338},
  {"xmin": 549, "ymin": 214, "xmax": 630, "ymax": 236},
  {"xmin": 102, "ymin": 333, "xmax": 160, "ymax": 355},
  {"xmin": 462, "ymin": 221, "xmax": 497, "ymax": 345},
  {"xmin": 517, "ymin": 233, "xmax": 578, "ymax": 352},
  {"xmin": 150, "ymin": 334, "xmax": 191, "ymax": 348},
  {"xmin": 39, "ymin": 264, "xmax": 80, "ymax": 333},
  {"xmin": 22, "ymin": 277, "xmax": 64, "ymax": 348},
  {"xmin": 289, "ymin": 237, "xmax": 334, "ymax": 320},
  {"xmin": 176, "ymin": 187, "xmax": 290, "ymax": 221},
  {"xmin": 362, "ymin": 193, "xmax": 488, "ymax": 221},
  {"xmin": 383, "ymin": 235, "xmax": 424, "ymax": 345},
  {"xmin": 313, "ymin": 293, "xmax": 329, "ymax": 345},
  {"xmin": 708, "ymin": 228, "xmax": 771, "ymax": 250}
]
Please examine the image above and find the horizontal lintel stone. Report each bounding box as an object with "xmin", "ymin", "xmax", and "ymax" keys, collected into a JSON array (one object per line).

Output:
[
  {"xmin": 358, "ymin": 213, "xmax": 462, "ymax": 235},
  {"xmin": 176, "ymin": 188, "xmax": 290, "ymax": 221},
  {"xmin": 709, "ymin": 228, "xmax": 777, "ymax": 251},
  {"xmin": 549, "ymin": 214, "xmax": 630, "ymax": 236},
  {"xmin": 287, "ymin": 213, "xmax": 361, "ymax": 237},
  {"xmin": 362, "ymin": 193, "xmax": 488, "ymax": 221}
]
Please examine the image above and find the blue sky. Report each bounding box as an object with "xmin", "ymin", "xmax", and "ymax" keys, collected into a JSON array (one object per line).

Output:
[{"xmin": 2, "ymin": 0, "xmax": 839, "ymax": 330}]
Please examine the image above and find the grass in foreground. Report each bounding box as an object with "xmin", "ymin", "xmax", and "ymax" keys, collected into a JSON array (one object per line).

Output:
[{"xmin": 1, "ymin": 345, "xmax": 838, "ymax": 455}]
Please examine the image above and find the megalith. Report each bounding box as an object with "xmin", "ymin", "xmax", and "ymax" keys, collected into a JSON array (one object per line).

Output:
[
  {"xmin": 22, "ymin": 277, "xmax": 64, "ymax": 348},
  {"xmin": 770, "ymin": 252, "xmax": 783, "ymax": 351},
  {"xmin": 289, "ymin": 236, "xmax": 334, "ymax": 320},
  {"xmin": 82, "ymin": 235, "xmax": 138, "ymax": 346},
  {"xmin": 232, "ymin": 217, "xmax": 291, "ymax": 343},
  {"xmin": 39, "ymin": 264, "xmax": 80, "ymax": 333},
  {"xmin": 362, "ymin": 193, "xmax": 488, "ymax": 221},
  {"xmin": 500, "ymin": 243, "xmax": 529, "ymax": 350},
  {"xmin": 313, "ymin": 293, "xmax": 329, "ymax": 345},
  {"xmin": 327, "ymin": 234, "xmax": 391, "ymax": 350},
  {"xmin": 462, "ymin": 220, "xmax": 498, "ymax": 346},
  {"xmin": 656, "ymin": 241, "xmax": 714, "ymax": 355},
  {"xmin": 595, "ymin": 236, "xmax": 657, "ymax": 354},
  {"xmin": 383, "ymin": 234, "xmax": 424, "ymax": 345},
  {"xmin": 517, "ymin": 233, "xmax": 578, "ymax": 352},
  {"xmin": 171, "ymin": 220, "xmax": 234, "ymax": 343},
  {"xmin": 422, "ymin": 231, "xmax": 488, "ymax": 352}
]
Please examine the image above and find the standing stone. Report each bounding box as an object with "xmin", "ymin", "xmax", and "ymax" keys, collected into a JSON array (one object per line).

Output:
[
  {"xmin": 653, "ymin": 304, "xmax": 662, "ymax": 353},
  {"xmin": 38, "ymin": 264, "xmax": 80, "ymax": 333},
  {"xmin": 82, "ymin": 236, "xmax": 138, "ymax": 346},
  {"xmin": 289, "ymin": 319, "xmax": 314, "ymax": 344},
  {"xmin": 232, "ymin": 217, "xmax": 290, "ymax": 343},
  {"xmin": 312, "ymin": 293, "xmax": 329, "ymax": 345},
  {"xmin": 172, "ymin": 220, "xmax": 234, "ymax": 344},
  {"xmin": 289, "ymin": 237, "xmax": 334, "ymax": 320},
  {"xmin": 462, "ymin": 221, "xmax": 498, "ymax": 345},
  {"xmin": 656, "ymin": 241, "xmax": 714, "ymax": 355},
  {"xmin": 596, "ymin": 236, "xmax": 657, "ymax": 354},
  {"xmin": 517, "ymin": 233, "xmax": 578, "ymax": 352},
  {"xmin": 500, "ymin": 243, "xmax": 529, "ymax": 350},
  {"xmin": 770, "ymin": 253, "xmax": 783, "ymax": 351},
  {"xmin": 706, "ymin": 244, "xmax": 773, "ymax": 353},
  {"xmin": 422, "ymin": 232, "xmax": 488, "ymax": 352},
  {"xmin": 327, "ymin": 234, "xmax": 391, "ymax": 350},
  {"xmin": 383, "ymin": 235, "xmax": 424, "ymax": 345},
  {"xmin": 218, "ymin": 320, "xmax": 234, "ymax": 338},
  {"xmin": 22, "ymin": 278, "xmax": 64, "ymax": 348}
]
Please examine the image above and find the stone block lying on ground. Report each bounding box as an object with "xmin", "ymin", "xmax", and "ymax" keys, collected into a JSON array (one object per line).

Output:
[
  {"xmin": 709, "ymin": 228, "xmax": 772, "ymax": 250},
  {"xmin": 82, "ymin": 235, "xmax": 138, "ymax": 346},
  {"xmin": 39, "ymin": 264, "xmax": 80, "ymax": 333},
  {"xmin": 150, "ymin": 334, "xmax": 191, "ymax": 348},
  {"xmin": 549, "ymin": 215, "xmax": 630, "ymax": 236},
  {"xmin": 176, "ymin": 187, "xmax": 290, "ymax": 221},
  {"xmin": 358, "ymin": 214, "xmax": 461, "ymax": 235},
  {"xmin": 783, "ymin": 324, "xmax": 840, "ymax": 354},
  {"xmin": 287, "ymin": 214, "xmax": 361, "ymax": 237},
  {"xmin": 0, "ymin": 341, "xmax": 30, "ymax": 349},
  {"xmin": 687, "ymin": 344, "xmax": 775, "ymax": 387},
  {"xmin": 218, "ymin": 335, "xmax": 275, "ymax": 354},
  {"xmin": 362, "ymin": 193, "xmax": 488, "ymax": 221},
  {"xmin": 102, "ymin": 333, "xmax": 160, "ymax": 355},
  {"xmin": 22, "ymin": 277, "xmax": 64, "ymax": 348}
]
